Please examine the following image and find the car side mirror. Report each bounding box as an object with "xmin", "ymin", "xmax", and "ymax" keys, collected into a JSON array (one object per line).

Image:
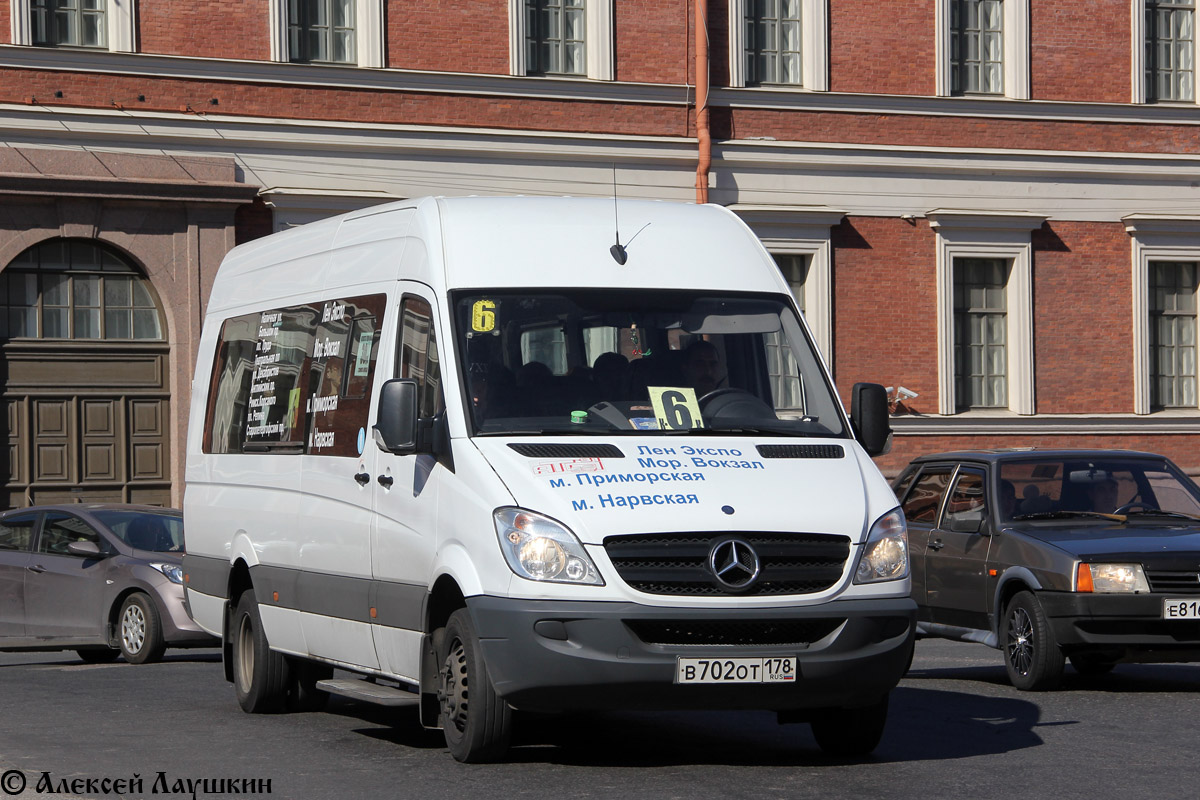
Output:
[
  {"xmin": 67, "ymin": 540, "xmax": 104, "ymax": 558},
  {"xmin": 948, "ymin": 517, "xmax": 983, "ymax": 534},
  {"xmin": 850, "ymin": 382, "xmax": 891, "ymax": 457},
  {"xmin": 374, "ymin": 379, "xmax": 419, "ymax": 454}
]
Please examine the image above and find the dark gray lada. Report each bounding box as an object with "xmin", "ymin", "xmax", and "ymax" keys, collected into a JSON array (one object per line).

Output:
[{"xmin": 892, "ymin": 449, "xmax": 1200, "ymax": 690}]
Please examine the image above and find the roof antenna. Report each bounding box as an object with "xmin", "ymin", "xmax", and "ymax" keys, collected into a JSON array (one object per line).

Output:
[{"xmin": 610, "ymin": 165, "xmax": 628, "ymax": 265}]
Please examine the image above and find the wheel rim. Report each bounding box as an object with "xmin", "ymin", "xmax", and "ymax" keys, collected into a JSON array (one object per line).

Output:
[
  {"xmin": 438, "ymin": 636, "xmax": 469, "ymax": 735},
  {"xmin": 236, "ymin": 613, "xmax": 255, "ymax": 691},
  {"xmin": 121, "ymin": 603, "xmax": 146, "ymax": 654},
  {"xmin": 1007, "ymin": 606, "xmax": 1034, "ymax": 676}
]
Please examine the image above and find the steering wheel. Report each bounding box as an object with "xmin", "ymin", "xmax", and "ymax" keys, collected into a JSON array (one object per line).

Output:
[
  {"xmin": 1113, "ymin": 501, "xmax": 1157, "ymax": 514},
  {"xmin": 697, "ymin": 388, "xmax": 776, "ymax": 421},
  {"xmin": 698, "ymin": 388, "xmax": 750, "ymax": 409}
]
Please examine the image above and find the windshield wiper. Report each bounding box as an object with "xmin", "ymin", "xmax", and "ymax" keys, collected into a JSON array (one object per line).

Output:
[
  {"xmin": 1122, "ymin": 509, "xmax": 1200, "ymax": 521},
  {"xmin": 1011, "ymin": 510, "xmax": 1127, "ymax": 522}
]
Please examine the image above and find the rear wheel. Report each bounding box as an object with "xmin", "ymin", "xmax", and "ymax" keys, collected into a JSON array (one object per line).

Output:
[
  {"xmin": 809, "ymin": 695, "xmax": 889, "ymax": 757},
  {"xmin": 437, "ymin": 608, "xmax": 512, "ymax": 763},
  {"xmin": 76, "ymin": 648, "xmax": 119, "ymax": 664},
  {"xmin": 1002, "ymin": 591, "xmax": 1065, "ymax": 691},
  {"xmin": 231, "ymin": 591, "xmax": 289, "ymax": 713},
  {"xmin": 118, "ymin": 593, "xmax": 166, "ymax": 664}
]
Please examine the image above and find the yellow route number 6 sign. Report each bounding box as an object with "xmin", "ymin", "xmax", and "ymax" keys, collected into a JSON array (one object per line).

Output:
[
  {"xmin": 649, "ymin": 387, "xmax": 705, "ymax": 431},
  {"xmin": 471, "ymin": 299, "xmax": 496, "ymax": 332}
]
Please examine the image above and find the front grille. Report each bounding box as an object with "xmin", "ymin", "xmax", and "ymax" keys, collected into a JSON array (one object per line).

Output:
[
  {"xmin": 507, "ymin": 443, "xmax": 624, "ymax": 458},
  {"xmin": 1146, "ymin": 569, "xmax": 1200, "ymax": 595},
  {"xmin": 603, "ymin": 532, "xmax": 851, "ymax": 596},
  {"xmin": 626, "ymin": 619, "xmax": 844, "ymax": 647},
  {"xmin": 756, "ymin": 444, "xmax": 845, "ymax": 459}
]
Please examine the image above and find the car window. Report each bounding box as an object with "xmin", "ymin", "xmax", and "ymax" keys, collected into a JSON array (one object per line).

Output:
[
  {"xmin": 892, "ymin": 467, "xmax": 919, "ymax": 503},
  {"xmin": 0, "ymin": 515, "xmax": 36, "ymax": 551},
  {"xmin": 92, "ymin": 510, "xmax": 183, "ymax": 552},
  {"xmin": 37, "ymin": 513, "xmax": 103, "ymax": 556},
  {"xmin": 943, "ymin": 470, "xmax": 986, "ymax": 527},
  {"xmin": 902, "ymin": 468, "xmax": 954, "ymax": 524}
]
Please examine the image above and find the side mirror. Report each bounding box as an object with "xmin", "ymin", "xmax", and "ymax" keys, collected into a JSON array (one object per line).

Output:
[
  {"xmin": 373, "ymin": 379, "xmax": 419, "ymax": 454},
  {"xmin": 850, "ymin": 382, "xmax": 891, "ymax": 457},
  {"xmin": 948, "ymin": 516, "xmax": 983, "ymax": 534},
  {"xmin": 67, "ymin": 540, "xmax": 104, "ymax": 558}
]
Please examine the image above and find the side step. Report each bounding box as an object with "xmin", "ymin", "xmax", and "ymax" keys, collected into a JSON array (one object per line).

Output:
[{"xmin": 316, "ymin": 678, "xmax": 420, "ymax": 707}]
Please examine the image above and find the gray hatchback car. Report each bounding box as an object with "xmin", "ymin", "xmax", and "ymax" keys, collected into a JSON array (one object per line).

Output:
[{"xmin": 0, "ymin": 504, "xmax": 214, "ymax": 663}]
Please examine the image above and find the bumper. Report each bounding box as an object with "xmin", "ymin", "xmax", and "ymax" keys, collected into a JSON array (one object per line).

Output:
[
  {"xmin": 155, "ymin": 585, "xmax": 217, "ymax": 648},
  {"xmin": 467, "ymin": 595, "xmax": 916, "ymax": 713},
  {"xmin": 1039, "ymin": 592, "xmax": 1200, "ymax": 661}
]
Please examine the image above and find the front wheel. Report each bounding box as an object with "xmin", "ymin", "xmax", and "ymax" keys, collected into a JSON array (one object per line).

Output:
[
  {"xmin": 1002, "ymin": 591, "xmax": 1065, "ymax": 691},
  {"xmin": 809, "ymin": 695, "xmax": 889, "ymax": 757},
  {"xmin": 118, "ymin": 593, "xmax": 166, "ymax": 664},
  {"xmin": 437, "ymin": 608, "xmax": 512, "ymax": 763},
  {"xmin": 231, "ymin": 591, "xmax": 289, "ymax": 713}
]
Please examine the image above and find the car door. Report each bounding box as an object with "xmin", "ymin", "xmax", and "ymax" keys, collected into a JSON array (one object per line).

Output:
[
  {"xmin": 925, "ymin": 467, "xmax": 993, "ymax": 631},
  {"xmin": 900, "ymin": 465, "xmax": 955, "ymax": 623},
  {"xmin": 0, "ymin": 513, "xmax": 38, "ymax": 638},
  {"xmin": 23, "ymin": 512, "xmax": 110, "ymax": 641}
]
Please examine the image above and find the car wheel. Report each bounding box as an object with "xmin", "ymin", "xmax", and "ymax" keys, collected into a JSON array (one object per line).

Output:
[
  {"xmin": 1069, "ymin": 653, "xmax": 1117, "ymax": 676},
  {"xmin": 287, "ymin": 658, "xmax": 333, "ymax": 712},
  {"xmin": 231, "ymin": 590, "xmax": 289, "ymax": 713},
  {"xmin": 76, "ymin": 648, "xmax": 119, "ymax": 664},
  {"xmin": 118, "ymin": 593, "xmax": 166, "ymax": 664},
  {"xmin": 1002, "ymin": 591, "xmax": 1065, "ymax": 691},
  {"xmin": 809, "ymin": 695, "xmax": 889, "ymax": 758},
  {"xmin": 437, "ymin": 608, "xmax": 512, "ymax": 763}
]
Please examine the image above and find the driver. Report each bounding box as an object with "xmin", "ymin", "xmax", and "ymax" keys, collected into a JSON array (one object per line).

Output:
[
  {"xmin": 1087, "ymin": 476, "xmax": 1120, "ymax": 513},
  {"xmin": 680, "ymin": 339, "xmax": 723, "ymax": 397}
]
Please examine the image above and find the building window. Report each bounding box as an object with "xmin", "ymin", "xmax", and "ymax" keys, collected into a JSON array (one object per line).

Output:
[
  {"xmin": 766, "ymin": 254, "xmax": 810, "ymax": 409},
  {"xmin": 30, "ymin": 0, "xmax": 106, "ymax": 48},
  {"xmin": 953, "ymin": 258, "xmax": 1009, "ymax": 409},
  {"xmin": 774, "ymin": 253, "xmax": 810, "ymax": 314},
  {"xmin": 1149, "ymin": 261, "xmax": 1198, "ymax": 407},
  {"xmin": 1146, "ymin": 0, "xmax": 1196, "ymax": 102},
  {"xmin": 745, "ymin": 0, "xmax": 803, "ymax": 86},
  {"xmin": 288, "ymin": 0, "xmax": 356, "ymax": 64},
  {"xmin": 525, "ymin": 0, "xmax": 586, "ymax": 75},
  {"xmin": 951, "ymin": 0, "xmax": 1003, "ymax": 95},
  {"xmin": 0, "ymin": 240, "xmax": 162, "ymax": 341}
]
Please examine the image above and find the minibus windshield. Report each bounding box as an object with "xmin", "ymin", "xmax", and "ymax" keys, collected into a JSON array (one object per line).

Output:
[{"xmin": 453, "ymin": 289, "xmax": 847, "ymax": 438}]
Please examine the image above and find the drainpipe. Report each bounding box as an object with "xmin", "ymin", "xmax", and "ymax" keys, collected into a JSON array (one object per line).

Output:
[{"xmin": 694, "ymin": 0, "xmax": 710, "ymax": 204}]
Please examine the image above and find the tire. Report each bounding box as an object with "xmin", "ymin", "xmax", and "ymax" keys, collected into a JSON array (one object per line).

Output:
[
  {"xmin": 1002, "ymin": 591, "xmax": 1065, "ymax": 691},
  {"xmin": 437, "ymin": 608, "xmax": 512, "ymax": 763},
  {"xmin": 1069, "ymin": 653, "xmax": 1117, "ymax": 676},
  {"xmin": 76, "ymin": 648, "xmax": 119, "ymax": 664},
  {"xmin": 118, "ymin": 593, "xmax": 166, "ymax": 664},
  {"xmin": 231, "ymin": 590, "xmax": 290, "ymax": 713},
  {"xmin": 810, "ymin": 695, "xmax": 889, "ymax": 758},
  {"xmin": 287, "ymin": 658, "xmax": 333, "ymax": 712}
]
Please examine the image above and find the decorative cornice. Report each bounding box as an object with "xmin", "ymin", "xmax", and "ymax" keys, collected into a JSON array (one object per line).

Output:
[{"xmin": 926, "ymin": 209, "xmax": 1048, "ymax": 232}]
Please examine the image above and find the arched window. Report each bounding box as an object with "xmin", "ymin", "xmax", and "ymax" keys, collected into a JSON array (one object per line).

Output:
[{"xmin": 1, "ymin": 239, "xmax": 163, "ymax": 341}]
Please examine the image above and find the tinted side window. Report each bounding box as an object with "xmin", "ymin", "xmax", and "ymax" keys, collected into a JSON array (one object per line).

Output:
[
  {"xmin": 892, "ymin": 467, "xmax": 919, "ymax": 502},
  {"xmin": 903, "ymin": 468, "xmax": 954, "ymax": 525},
  {"xmin": 399, "ymin": 296, "xmax": 445, "ymax": 419},
  {"xmin": 37, "ymin": 514, "xmax": 102, "ymax": 556},
  {"xmin": 944, "ymin": 470, "xmax": 986, "ymax": 526},
  {"xmin": 0, "ymin": 516, "xmax": 36, "ymax": 551}
]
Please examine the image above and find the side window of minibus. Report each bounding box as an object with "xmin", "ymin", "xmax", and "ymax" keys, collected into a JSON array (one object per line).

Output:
[{"xmin": 398, "ymin": 296, "xmax": 445, "ymax": 419}]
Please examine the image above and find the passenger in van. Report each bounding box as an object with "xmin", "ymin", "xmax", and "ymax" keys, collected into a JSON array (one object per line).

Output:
[
  {"xmin": 591, "ymin": 352, "xmax": 631, "ymax": 402},
  {"xmin": 681, "ymin": 339, "xmax": 724, "ymax": 397}
]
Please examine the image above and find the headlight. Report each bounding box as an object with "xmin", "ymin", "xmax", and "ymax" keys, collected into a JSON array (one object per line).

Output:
[
  {"xmin": 151, "ymin": 562, "xmax": 184, "ymax": 584},
  {"xmin": 1076, "ymin": 563, "xmax": 1150, "ymax": 593},
  {"xmin": 494, "ymin": 508, "xmax": 604, "ymax": 586},
  {"xmin": 854, "ymin": 509, "xmax": 909, "ymax": 584}
]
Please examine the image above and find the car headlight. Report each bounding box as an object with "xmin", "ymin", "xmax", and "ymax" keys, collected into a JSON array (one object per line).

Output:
[
  {"xmin": 151, "ymin": 562, "xmax": 184, "ymax": 584},
  {"xmin": 854, "ymin": 509, "xmax": 909, "ymax": 584},
  {"xmin": 494, "ymin": 508, "xmax": 604, "ymax": 585},
  {"xmin": 1076, "ymin": 563, "xmax": 1150, "ymax": 593}
]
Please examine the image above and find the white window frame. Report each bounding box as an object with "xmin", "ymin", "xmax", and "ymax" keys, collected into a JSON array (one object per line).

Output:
[
  {"xmin": 12, "ymin": 0, "xmax": 136, "ymax": 52},
  {"xmin": 269, "ymin": 0, "xmax": 384, "ymax": 68},
  {"xmin": 508, "ymin": 0, "xmax": 613, "ymax": 81},
  {"xmin": 929, "ymin": 211, "xmax": 1044, "ymax": 415},
  {"xmin": 729, "ymin": 205, "xmax": 841, "ymax": 361},
  {"xmin": 935, "ymin": 0, "xmax": 1029, "ymax": 99},
  {"xmin": 1132, "ymin": 0, "xmax": 1200, "ymax": 104},
  {"xmin": 1125, "ymin": 215, "xmax": 1200, "ymax": 413},
  {"xmin": 728, "ymin": 0, "xmax": 828, "ymax": 90}
]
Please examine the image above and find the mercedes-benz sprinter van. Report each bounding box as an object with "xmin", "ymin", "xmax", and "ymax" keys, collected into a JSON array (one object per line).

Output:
[{"xmin": 183, "ymin": 196, "xmax": 914, "ymax": 762}]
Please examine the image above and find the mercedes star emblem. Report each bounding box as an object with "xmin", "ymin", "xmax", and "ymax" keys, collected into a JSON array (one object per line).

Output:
[{"xmin": 708, "ymin": 537, "xmax": 762, "ymax": 591}]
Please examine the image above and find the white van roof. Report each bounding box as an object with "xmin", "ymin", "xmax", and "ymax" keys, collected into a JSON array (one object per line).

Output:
[{"xmin": 206, "ymin": 196, "xmax": 787, "ymax": 313}]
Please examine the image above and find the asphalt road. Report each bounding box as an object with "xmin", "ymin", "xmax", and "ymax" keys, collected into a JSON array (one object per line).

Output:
[{"xmin": 1, "ymin": 639, "xmax": 1198, "ymax": 800}]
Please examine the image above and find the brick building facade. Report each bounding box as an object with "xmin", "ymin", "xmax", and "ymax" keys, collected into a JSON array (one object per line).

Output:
[{"xmin": 2, "ymin": 0, "xmax": 1200, "ymax": 504}]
